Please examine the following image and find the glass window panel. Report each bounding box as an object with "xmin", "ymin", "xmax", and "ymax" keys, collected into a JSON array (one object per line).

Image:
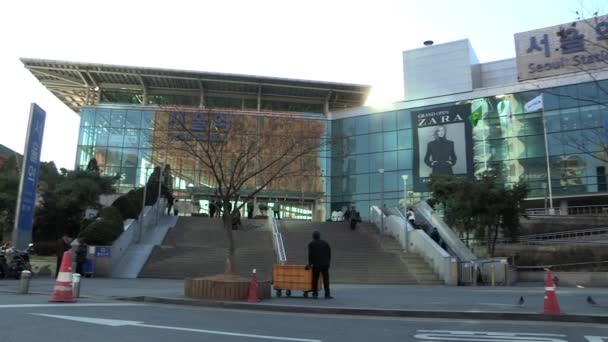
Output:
[
  {"xmin": 382, "ymin": 111, "xmax": 397, "ymax": 131},
  {"xmin": 383, "ymin": 131, "xmax": 397, "ymax": 151},
  {"xmin": 108, "ymin": 128, "xmax": 124, "ymax": 147},
  {"xmin": 125, "ymin": 110, "xmax": 142, "ymax": 129},
  {"xmin": 123, "ymin": 129, "xmax": 139, "ymax": 148},
  {"xmin": 141, "ymin": 111, "xmax": 155, "ymax": 129},
  {"xmin": 518, "ymin": 114, "xmax": 543, "ymax": 136},
  {"xmin": 383, "ymin": 151, "xmax": 398, "ymax": 171},
  {"xmin": 558, "ymin": 85, "xmax": 580, "ymax": 109},
  {"xmin": 356, "ymin": 174, "xmax": 370, "ymax": 194},
  {"xmin": 354, "ymin": 134, "xmax": 369, "ymax": 154},
  {"xmin": 383, "ymin": 171, "xmax": 399, "ymax": 192},
  {"xmin": 370, "ymin": 152, "xmax": 383, "ymax": 172},
  {"xmin": 541, "ymin": 88, "xmax": 560, "ymax": 111},
  {"xmin": 397, "ymin": 110, "xmax": 411, "ymax": 130},
  {"xmin": 369, "ymin": 133, "xmax": 383, "ymax": 152},
  {"xmin": 580, "ymin": 106, "xmax": 602, "ymax": 128},
  {"xmin": 397, "ymin": 149, "xmax": 413, "ymax": 170},
  {"xmin": 525, "ymin": 135, "xmax": 545, "ymax": 158},
  {"xmin": 78, "ymin": 127, "xmax": 95, "ymax": 146},
  {"xmin": 560, "ymin": 108, "xmax": 581, "ymax": 131},
  {"xmin": 369, "ymin": 114, "xmax": 382, "ymax": 133},
  {"xmin": 104, "ymin": 147, "xmax": 122, "ymax": 166},
  {"xmin": 95, "ymin": 128, "xmax": 109, "ymax": 146},
  {"xmin": 120, "ymin": 167, "xmax": 138, "ymax": 187},
  {"xmin": 96, "ymin": 109, "xmax": 111, "ymax": 128},
  {"xmin": 397, "ymin": 129, "xmax": 412, "ymax": 149},
  {"xmin": 355, "ymin": 116, "xmax": 369, "ymax": 135},
  {"xmin": 356, "ymin": 154, "xmax": 370, "ymax": 174},
  {"xmin": 543, "ymin": 110, "xmax": 561, "ymax": 132},
  {"xmin": 577, "ymin": 82, "xmax": 600, "ymax": 106},
  {"xmin": 121, "ymin": 148, "xmax": 138, "ymax": 167},
  {"xmin": 547, "ymin": 133, "xmax": 564, "ymax": 156},
  {"xmin": 341, "ymin": 118, "xmax": 356, "ymax": 137},
  {"xmin": 81, "ymin": 108, "xmax": 95, "ymax": 127},
  {"xmin": 370, "ymin": 173, "xmax": 382, "ymax": 193},
  {"xmin": 111, "ymin": 109, "xmax": 126, "ymax": 128}
]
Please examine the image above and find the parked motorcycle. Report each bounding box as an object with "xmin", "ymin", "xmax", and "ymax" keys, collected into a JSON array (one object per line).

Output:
[{"xmin": 0, "ymin": 243, "xmax": 34, "ymax": 279}]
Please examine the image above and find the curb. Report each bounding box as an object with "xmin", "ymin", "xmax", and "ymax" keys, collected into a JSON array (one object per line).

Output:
[{"xmin": 118, "ymin": 296, "xmax": 608, "ymax": 324}]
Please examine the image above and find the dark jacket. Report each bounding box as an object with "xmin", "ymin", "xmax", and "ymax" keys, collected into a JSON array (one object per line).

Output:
[
  {"xmin": 424, "ymin": 137, "xmax": 456, "ymax": 175},
  {"xmin": 76, "ymin": 244, "xmax": 87, "ymax": 263},
  {"xmin": 56, "ymin": 239, "xmax": 71, "ymax": 258},
  {"xmin": 308, "ymin": 239, "xmax": 331, "ymax": 268}
]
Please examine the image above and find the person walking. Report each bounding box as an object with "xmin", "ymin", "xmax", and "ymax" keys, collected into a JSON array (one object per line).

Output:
[
  {"xmin": 350, "ymin": 210, "xmax": 361, "ymax": 230},
  {"xmin": 406, "ymin": 207, "xmax": 416, "ymax": 227},
  {"xmin": 209, "ymin": 198, "xmax": 216, "ymax": 218},
  {"xmin": 247, "ymin": 200, "xmax": 254, "ymax": 219},
  {"xmin": 307, "ymin": 230, "xmax": 332, "ymax": 299},
  {"xmin": 273, "ymin": 201, "xmax": 281, "ymax": 220},
  {"xmin": 173, "ymin": 199, "xmax": 180, "ymax": 216},
  {"xmin": 55, "ymin": 234, "xmax": 72, "ymax": 277}
]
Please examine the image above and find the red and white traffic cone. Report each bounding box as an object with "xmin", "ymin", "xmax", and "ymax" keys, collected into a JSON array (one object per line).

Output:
[
  {"xmin": 49, "ymin": 251, "xmax": 76, "ymax": 303},
  {"xmin": 542, "ymin": 270, "xmax": 560, "ymax": 314},
  {"xmin": 246, "ymin": 268, "xmax": 260, "ymax": 302}
]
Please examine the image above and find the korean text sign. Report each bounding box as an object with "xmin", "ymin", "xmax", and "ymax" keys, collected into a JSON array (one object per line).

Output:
[
  {"xmin": 514, "ymin": 14, "xmax": 608, "ymax": 81},
  {"xmin": 13, "ymin": 103, "xmax": 46, "ymax": 249}
]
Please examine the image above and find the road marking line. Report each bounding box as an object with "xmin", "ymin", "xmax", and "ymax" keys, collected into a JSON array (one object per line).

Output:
[
  {"xmin": 415, "ymin": 330, "xmax": 568, "ymax": 342},
  {"xmin": 33, "ymin": 313, "xmax": 322, "ymax": 342},
  {"xmin": 0, "ymin": 303, "xmax": 140, "ymax": 309}
]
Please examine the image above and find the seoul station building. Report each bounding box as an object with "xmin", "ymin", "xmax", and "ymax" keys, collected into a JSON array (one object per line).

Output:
[{"xmin": 23, "ymin": 16, "xmax": 608, "ymax": 220}]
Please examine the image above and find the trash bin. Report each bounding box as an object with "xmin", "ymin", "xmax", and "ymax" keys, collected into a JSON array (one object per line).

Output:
[{"xmin": 83, "ymin": 259, "xmax": 94, "ymax": 278}]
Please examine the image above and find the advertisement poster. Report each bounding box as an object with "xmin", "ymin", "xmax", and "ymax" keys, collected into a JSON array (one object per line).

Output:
[{"xmin": 412, "ymin": 104, "xmax": 473, "ymax": 191}]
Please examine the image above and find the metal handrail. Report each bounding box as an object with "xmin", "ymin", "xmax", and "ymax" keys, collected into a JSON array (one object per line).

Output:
[
  {"xmin": 526, "ymin": 204, "xmax": 608, "ymax": 216},
  {"xmin": 466, "ymin": 227, "xmax": 608, "ymax": 245},
  {"xmin": 271, "ymin": 218, "xmax": 287, "ymax": 264}
]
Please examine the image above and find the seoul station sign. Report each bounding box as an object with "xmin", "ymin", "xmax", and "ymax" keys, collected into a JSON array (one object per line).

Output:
[{"xmin": 515, "ymin": 14, "xmax": 608, "ymax": 81}]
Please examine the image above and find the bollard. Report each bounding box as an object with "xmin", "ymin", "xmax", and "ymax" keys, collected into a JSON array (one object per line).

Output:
[
  {"xmin": 72, "ymin": 273, "xmax": 82, "ymax": 298},
  {"xmin": 491, "ymin": 264, "xmax": 496, "ymax": 286},
  {"xmin": 18, "ymin": 271, "xmax": 32, "ymax": 294}
]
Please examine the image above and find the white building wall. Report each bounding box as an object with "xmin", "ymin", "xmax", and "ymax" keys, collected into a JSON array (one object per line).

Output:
[{"xmin": 403, "ymin": 39, "xmax": 474, "ymax": 101}]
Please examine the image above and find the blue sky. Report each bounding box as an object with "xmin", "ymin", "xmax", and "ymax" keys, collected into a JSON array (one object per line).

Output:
[{"xmin": 0, "ymin": 0, "xmax": 604, "ymax": 169}]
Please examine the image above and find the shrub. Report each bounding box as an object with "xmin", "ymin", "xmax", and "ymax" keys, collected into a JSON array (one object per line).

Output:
[
  {"xmin": 100, "ymin": 206, "xmax": 123, "ymax": 225},
  {"xmin": 78, "ymin": 217, "xmax": 123, "ymax": 245},
  {"xmin": 112, "ymin": 189, "xmax": 143, "ymax": 220}
]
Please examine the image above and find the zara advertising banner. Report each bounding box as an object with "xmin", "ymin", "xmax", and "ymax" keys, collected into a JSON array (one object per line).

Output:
[{"xmin": 411, "ymin": 103, "xmax": 473, "ymax": 191}]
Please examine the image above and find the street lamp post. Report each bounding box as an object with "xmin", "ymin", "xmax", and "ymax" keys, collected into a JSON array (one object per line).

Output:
[
  {"xmin": 378, "ymin": 169, "xmax": 384, "ymax": 232},
  {"xmin": 401, "ymin": 174, "xmax": 409, "ymax": 252}
]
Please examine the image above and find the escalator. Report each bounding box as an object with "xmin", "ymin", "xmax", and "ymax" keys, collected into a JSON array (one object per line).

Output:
[{"xmin": 410, "ymin": 201, "xmax": 477, "ymax": 262}]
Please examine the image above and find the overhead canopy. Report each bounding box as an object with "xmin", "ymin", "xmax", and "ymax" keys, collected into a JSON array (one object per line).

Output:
[{"xmin": 21, "ymin": 58, "xmax": 371, "ymax": 114}]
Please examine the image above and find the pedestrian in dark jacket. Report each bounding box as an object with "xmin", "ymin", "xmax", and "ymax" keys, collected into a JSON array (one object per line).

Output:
[
  {"xmin": 307, "ymin": 230, "xmax": 332, "ymax": 299},
  {"xmin": 56, "ymin": 234, "xmax": 72, "ymax": 277},
  {"xmin": 350, "ymin": 211, "xmax": 361, "ymax": 230}
]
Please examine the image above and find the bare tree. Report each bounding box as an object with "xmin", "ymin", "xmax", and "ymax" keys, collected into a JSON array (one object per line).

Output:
[{"xmin": 152, "ymin": 110, "xmax": 329, "ymax": 275}]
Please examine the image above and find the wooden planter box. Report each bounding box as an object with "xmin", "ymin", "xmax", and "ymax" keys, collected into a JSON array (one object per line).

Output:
[{"xmin": 185, "ymin": 274, "xmax": 271, "ymax": 301}]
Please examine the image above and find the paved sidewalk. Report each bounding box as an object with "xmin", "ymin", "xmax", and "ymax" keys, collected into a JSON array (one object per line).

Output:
[{"xmin": 1, "ymin": 277, "xmax": 608, "ymax": 321}]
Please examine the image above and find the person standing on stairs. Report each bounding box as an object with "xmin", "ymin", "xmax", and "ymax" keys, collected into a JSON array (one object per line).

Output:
[
  {"xmin": 350, "ymin": 209, "xmax": 361, "ymax": 230},
  {"xmin": 307, "ymin": 230, "xmax": 333, "ymax": 299},
  {"xmin": 273, "ymin": 201, "xmax": 281, "ymax": 220}
]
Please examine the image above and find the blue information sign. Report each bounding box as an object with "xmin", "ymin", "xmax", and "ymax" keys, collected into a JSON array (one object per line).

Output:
[
  {"xmin": 13, "ymin": 103, "xmax": 46, "ymax": 250},
  {"xmin": 95, "ymin": 247, "xmax": 112, "ymax": 257}
]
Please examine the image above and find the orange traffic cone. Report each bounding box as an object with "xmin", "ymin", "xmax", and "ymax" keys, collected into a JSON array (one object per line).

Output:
[
  {"xmin": 542, "ymin": 270, "xmax": 560, "ymax": 314},
  {"xmin": 247, "ymin": 268, "xmax": 260, "ymax": 302},
  {"xmin": 49, "ymin": 251, "xmax": 76, "ymax": 303}
]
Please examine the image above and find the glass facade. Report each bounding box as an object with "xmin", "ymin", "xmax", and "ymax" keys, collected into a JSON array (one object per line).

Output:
[
  {"xmin": 330, "ymin": 80, "xmax": 608, "ymax": 217},
  {"xmin": 76, "ymin": 106, "xmax": 331, "ymax": 220},
  {"xmin": 76, "ymin": 81, "xmax": 608, "ymax": 221}
]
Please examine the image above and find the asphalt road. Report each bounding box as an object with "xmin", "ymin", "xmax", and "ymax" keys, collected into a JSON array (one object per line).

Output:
[{"xmin": 1, "ymin": 294, "xmax": 607, "ymax": 342}]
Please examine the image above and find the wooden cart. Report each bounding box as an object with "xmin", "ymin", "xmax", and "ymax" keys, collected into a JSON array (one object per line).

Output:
[{"xmin": 272, "ymin": 264, "xmax": 323, "ymax": 298}]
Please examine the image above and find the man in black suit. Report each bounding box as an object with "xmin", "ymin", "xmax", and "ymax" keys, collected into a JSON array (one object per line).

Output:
[{"xmin": 307, "ymin": 230, "xmax": 332, "ymax": 299}]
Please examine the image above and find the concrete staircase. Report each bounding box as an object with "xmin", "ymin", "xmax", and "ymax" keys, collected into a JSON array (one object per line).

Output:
[
  {"xmin": 279, "ymin": 221, "xmax": 443, "ymax": 285},
  {"xmin": 139, "ymin": 217, "xmax": 276, "ymax": 281}
]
